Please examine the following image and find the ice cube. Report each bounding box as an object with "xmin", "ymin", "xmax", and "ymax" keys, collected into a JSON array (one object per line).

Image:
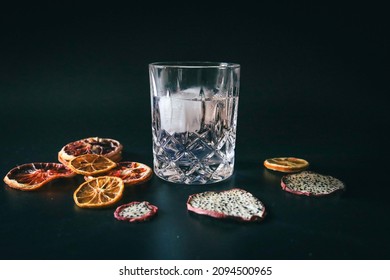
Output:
[
  {"xmin": 159, "ymin": 93, "xmax": 202, "ymax": 134},
  {"xmin": 204, "ymin": 91, "xmax": 227, "ymax": 125},
  {"xmin": 158, "ymin": 87, "xmax": 227, "ymax": 134}
]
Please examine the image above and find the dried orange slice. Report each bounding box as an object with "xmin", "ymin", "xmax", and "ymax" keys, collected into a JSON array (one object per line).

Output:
[
  {"xmin": 58, "ymin": 137, "xmax": 123, "ymax": 165},
  {"xmin": 3, "ymin": 163, "xmax": 75, "ymax": 191},
  {"xmin": 73, "ymin": 176, "xmax": 124, "ymax": 208},
  {"xmin": 68, "ymin": 154, "xmax": 117, "ymax": 176},
  {"xmin": 264, "ymin": 157, "xmax": 309, "ymax": 173},
  {"xmin": 85, "ymin": 161, "xmax": 152, "ymax": 186}
]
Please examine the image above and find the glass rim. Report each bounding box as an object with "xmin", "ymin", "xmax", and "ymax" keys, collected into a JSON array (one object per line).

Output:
[{"xmin": 149, "ymin": 61, "xmax": 240, "ymax": 69}]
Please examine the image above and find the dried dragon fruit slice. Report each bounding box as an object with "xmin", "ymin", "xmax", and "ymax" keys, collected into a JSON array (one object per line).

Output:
[
  {"xmin": 281, "ymin": 171, "xmax": 345, "ymax": 196},
  {"xmin": 187, "ymin": 188, "xmax": 266, "ymax": 222},
  {"xmin": 58, "ymin": 137, "xmax": 123, "ymax": 165},
  {"xmin": 114, "ymin": 201, "xmax": 158, "ymax": 222},
  {"xmin": 3, "ymin": 162, "xmax": 75, "ymax": 191}
]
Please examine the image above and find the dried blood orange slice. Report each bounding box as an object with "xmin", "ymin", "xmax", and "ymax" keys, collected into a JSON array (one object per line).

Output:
[
  {"xmin": 114, "ymin": 201, "xmax": 158, "ymax": 222},
  {"xmin": 68, "ymin": 154, "xmax": 117, "ymax": 176},
  {"xmin": 85, "ymin": 161, "xmax": 152, "ymax": 186},
  {"xmin": 58, "ymin": 137, "xmax": 122, "ymax": 165},
  {"xmin": 3, "ymin": 163, "xmax": 75, "ymax": 191},
  {"xmin": 73, "ymin": 176, "xmax": 124, "ymax": 208},
  {"xmin": 264, "ymin": 157, "xmax": 309, "ymax": 173}
]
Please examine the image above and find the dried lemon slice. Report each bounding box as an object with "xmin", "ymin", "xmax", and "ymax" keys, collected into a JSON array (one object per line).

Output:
[
  {"xmin": 264, "ymin": 157, "xmax": 309, "ymax": 173},
  {"xmin": 73, "ymin": 176, "xmax": 124, "ymax": 208},
  {"xmin": 68, "ymin": 154, "xmax": 116, "ymax": 176}
]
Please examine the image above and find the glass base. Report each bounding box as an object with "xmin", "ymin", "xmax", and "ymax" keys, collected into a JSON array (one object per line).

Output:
[{"xmin": 153, "ymin": 161, "xmax": 234, "ymax": 185}]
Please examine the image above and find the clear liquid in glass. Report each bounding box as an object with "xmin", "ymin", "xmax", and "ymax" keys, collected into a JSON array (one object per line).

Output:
[{"xmin": 152, "ymin": 90, "xmax": 238, "ymax": 184}]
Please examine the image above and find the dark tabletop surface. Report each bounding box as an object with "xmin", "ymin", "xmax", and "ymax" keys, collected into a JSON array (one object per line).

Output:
[{"xmin": 0, "ymin": 2, "xmax": 388, "ymax": 260}]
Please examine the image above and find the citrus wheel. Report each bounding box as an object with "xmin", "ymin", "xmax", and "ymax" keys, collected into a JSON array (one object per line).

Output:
[
  {"xmin": 3, "ymin": 163, "xmax": 75, "ymax": 191},
  {"xmin": 58, "ymin": 137, "xmax": 123, "ymax": 165},
  {"xmin": 264, "ymin": 157, "xmax": 309, "ymax": 173},
  {"xmin": 85, "ymin": 161, "xmax": 152, "ymax": 186},
  {"xmin": 68, "ymin": 154, "xmax": 117, "ymax": 176},
  {"xmin": 73, "ymin": 176, "xmax": 124, "ymax": 208}
]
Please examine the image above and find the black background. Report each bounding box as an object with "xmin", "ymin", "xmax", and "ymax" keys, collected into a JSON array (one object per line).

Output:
[{"xmin": 0, "ymin": 1, "xmax": 389, "ymax": 259}]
